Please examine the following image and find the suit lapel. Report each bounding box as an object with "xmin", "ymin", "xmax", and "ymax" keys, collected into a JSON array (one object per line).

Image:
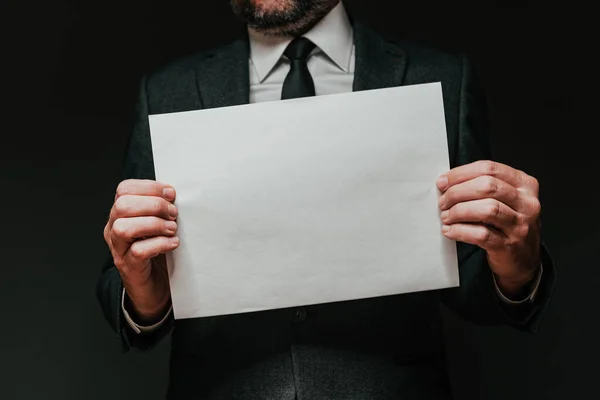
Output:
[
  {"xmin": 353, "ymin": 21, "xmax": 458, "ymax": 171},
  {"xmin": 193, "ymin": 21, "xmax": 407, "ymax": 105},
  {"xmin": 352, "ymin": 21, "xmax": 407, "ymax": 92},
  {"xmin": 194, "ymin": 34, "xmax": 251, "ymax": 109}
]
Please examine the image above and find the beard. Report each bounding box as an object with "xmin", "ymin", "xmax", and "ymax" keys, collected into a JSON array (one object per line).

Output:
[{"xmin": 230, "ymin": 0, "xmax": 339, "ymax": 36}]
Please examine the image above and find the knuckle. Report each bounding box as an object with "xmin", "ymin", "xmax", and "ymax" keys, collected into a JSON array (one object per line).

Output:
[
  {"xmin": 103, "ymin": 224, "xmax": 111, "ymax": 243},
  {"xmin": 113, "ymin": 255, "xmax": 126, "ymax": 270},
  {"xmin": 129, "ymin": 243, "xmax": 146, "ymax": 259},
  {"xmin": 444, "ymin": 189, "xmax": 456, "ymax": 204},
  {"xmin": 518, "ymin": 223, "xmax": 531, "ymax": 239},
  {"xmin": 111, "ymin": 219, "xmax": 130, "ymax": 239},
  {"xmin": 154, "ymin": 198, "xmax": 166, "ymax": 216},
  {"xmin": 505, "ymin": 237, "xmax": 519, "ymax": 248},
  {"xmin": 116, "ymin": 180, "xmax": 132, "ymax": 197},
  {"xmin": 113, "ymin": 196, "xmax": 131, "ymax": 215},
  {"xmin": 529, "ymin": 176, "xmax": 540, "ymax": 192},
  {"xmin": 157, "ymin": 218, "xmax": 169, "ymax": 232},
  {"xmin": 479, "ymin": 228, "xmax": 492, "ymax": 242},
  {"xmin": 481, "ymin": 176, "xmax": 498, "ymax": 195},
  {"xmin": 486, "ymin": 201, "xmax": 500, "ymax": 219},
  {"xmin": 529, "ymin": 197, "xmax": 542, "ymax": 216},
  {"xmin": 444, "ymin": 207, "xmax": 453, "ymax": 221},
  {"xmin": 479, "ymin": 160, "xmax": 497, "ymax": 176},
  {"xmin": 509, "ymin": 187, "xmax": 520, "ymax": 203},
  {"xmin": 513, "ymin": 212, "xmax": 524, "ymax": 226}
]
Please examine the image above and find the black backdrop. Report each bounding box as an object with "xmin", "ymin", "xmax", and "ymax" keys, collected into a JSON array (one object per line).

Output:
[{"xmin": 1, "ymin": 1, "xmax": 593, "ymax": 399}]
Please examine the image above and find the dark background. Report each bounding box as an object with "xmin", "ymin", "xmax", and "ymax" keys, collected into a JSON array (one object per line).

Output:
[{"xmin": 1, "ymin": 0, "xmax": 592, "ymax": 399}]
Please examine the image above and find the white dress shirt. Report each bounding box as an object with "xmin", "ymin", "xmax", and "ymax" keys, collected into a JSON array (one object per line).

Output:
[
  {"xmin": 248, "ymin": 1, "xmax": 355, "ymax": 103},
  {"xmin": 122, "ymin": 1, "xmax": 542, "ymax": 333}
]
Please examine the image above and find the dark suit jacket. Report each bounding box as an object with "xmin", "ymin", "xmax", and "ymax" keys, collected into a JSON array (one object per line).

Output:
[{"xmin": 97, "ymin": 20, "xmax": 555, "ymax": 400}]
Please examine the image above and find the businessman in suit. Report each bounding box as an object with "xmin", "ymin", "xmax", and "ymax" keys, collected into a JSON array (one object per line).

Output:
[{"xmin": 97, "ymin": 1, "xmax": 555, "ymax": 399}]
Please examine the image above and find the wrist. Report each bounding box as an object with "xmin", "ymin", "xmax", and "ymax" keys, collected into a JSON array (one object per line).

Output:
[
  {"xmin": 495, "ymin": 267, "xmax": 538, "ymax": 299},
  {"xmin": 123, "ymin": 278, "xmax": 172, "ymax": 325},
  {"xmin": 124, "ymin": 291, "xmax": 171, "ymax": 325}
]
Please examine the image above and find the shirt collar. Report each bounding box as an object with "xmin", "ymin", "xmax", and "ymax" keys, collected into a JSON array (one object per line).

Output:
[{"xmin": 248, "ymin": 1, "xmax": 353, "ymax": 83}]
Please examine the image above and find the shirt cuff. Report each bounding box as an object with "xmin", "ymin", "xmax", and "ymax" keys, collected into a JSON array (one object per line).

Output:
[
  {"xmin": 493, "ymin": 263, "xmax": 543, "ymax": 304},
  {"xmin": 121, "ymin": 288, "xmax": 172, "ymax": 334}
]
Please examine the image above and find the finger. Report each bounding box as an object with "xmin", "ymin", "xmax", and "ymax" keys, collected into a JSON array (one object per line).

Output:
[
  {"xmin": 111, "ymin": 216, "xmax": 178, "ymax": 256},
  {"xmin": 123, "ymin": 236, "xmax": 180, "ymax": 271},
  {"xmin": 440, "ymin": 199, "xmax": 519, "ymax": 234},
  {"xmin": 110, "ymin": 195, "xmax": 178, "ymax": 223},
  {"xmin": 439, "ymin": 175, "xmax": 521, "ymax": 211},
  {"xmin": 437, "ymin": 160, "xmax": 525, "ymax": 192},
  {"xmin": 442, "ymin": 223, "xmax": 505, "ymax": 251},
  {"xmin": 115, "ymin": 179, "xmax": 176, "ymax": 202}
]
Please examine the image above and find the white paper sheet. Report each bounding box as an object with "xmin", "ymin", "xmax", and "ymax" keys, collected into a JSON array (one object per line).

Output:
[{"xmin": 149, "ymin": 82, "xmax": 458, "ymax": 320}]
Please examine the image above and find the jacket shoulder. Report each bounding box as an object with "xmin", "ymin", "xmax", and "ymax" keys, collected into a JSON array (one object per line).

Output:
[
  {"xmin": 141, "ymin": 39, "xmax": 243, "ymax": 113},
  {"xmin": 391, "ymin": 36, "xmax": 466, "ymax": 81},
  {"xmin": 145, "ymin": 45, "xmax": 216, "ymax": 87}
]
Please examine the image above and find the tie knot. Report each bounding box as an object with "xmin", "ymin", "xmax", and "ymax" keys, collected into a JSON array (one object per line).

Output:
[{"xmin": 284, "ymin": 37, "xmax": 316, "ymax": 62}]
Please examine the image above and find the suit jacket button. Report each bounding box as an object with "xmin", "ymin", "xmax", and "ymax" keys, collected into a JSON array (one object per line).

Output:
[{"xmin": 291, "ymin": 307, "xmax": 307, "ymax": 323}]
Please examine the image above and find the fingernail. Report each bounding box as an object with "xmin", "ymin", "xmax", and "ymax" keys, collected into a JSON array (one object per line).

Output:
[
  {"xmin": 165, "ymin": 220, "xmax": 177, "ymax": 233},
  {"xmin": 163, "ymin": 187, "xmax": 175, "ymax": 200},
  {"xmin": 437, "ymin": 176, "xmax": 448, "ymax": 190},
  {"xmin": 170, "ymin": 236, "xmax": 180, "ymax": 246},
  {"xmin": 442, "ymin": 225, "xmax": 450, "ymax": 234},
  {"xmin": 438, "ymin": 196, "xmax": 446, "ymax": 209},
  {"xmin": 168, "ymin": 204, "xmax": 178, "ymax": 219},
  {"xmin": 440, "ymin": 210, "xmax": 449, "ymax": 221}
]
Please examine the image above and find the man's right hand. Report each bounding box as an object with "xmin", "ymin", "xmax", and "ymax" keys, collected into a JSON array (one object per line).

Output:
[{"xmin": 104, "ymin": 179, "xmax": 180, "ymax": 324}]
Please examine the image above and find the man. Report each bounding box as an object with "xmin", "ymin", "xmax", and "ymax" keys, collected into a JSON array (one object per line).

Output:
[{"xmin": 97, "ymin": 1, "xmax": 555, "ymax": 399}]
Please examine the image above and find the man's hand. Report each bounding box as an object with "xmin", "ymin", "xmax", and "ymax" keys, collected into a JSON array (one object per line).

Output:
[
  {"xmin": 436, "ymin": 160, "xmax": 541, "ymax": 297},
  {"xmin": 104, "ymin": 179, "xmax": 179, "ymax": 324}
]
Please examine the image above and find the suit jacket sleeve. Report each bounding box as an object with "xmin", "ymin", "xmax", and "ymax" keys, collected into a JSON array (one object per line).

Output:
[
  {"xmin": 439, "ymin": 55, "xmax": 556, "ymax": 333},
  {"xmin": 96, "ymin": 75, "xmax": 174, "ymax": 353}
]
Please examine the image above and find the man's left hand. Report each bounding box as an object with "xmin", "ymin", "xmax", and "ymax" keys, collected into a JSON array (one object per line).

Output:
[{"xmin": 437, "ymin": 160, "xmax": 541, "ymax": 297}]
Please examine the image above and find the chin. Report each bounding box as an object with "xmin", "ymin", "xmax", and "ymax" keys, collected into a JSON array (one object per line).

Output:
[{"xmin": 231, "ymin": 0, "xmax": 338, "ymax": 37}]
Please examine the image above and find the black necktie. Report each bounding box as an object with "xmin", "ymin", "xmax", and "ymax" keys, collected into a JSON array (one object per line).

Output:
[{"xmin": 281, "ymin": 37, "xmax": 316, "ymax": 100}]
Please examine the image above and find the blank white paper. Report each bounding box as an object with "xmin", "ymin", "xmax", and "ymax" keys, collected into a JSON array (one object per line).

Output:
[{"xmin": 149, "ymin": 82, "xmax": 458, "ymax": 320}]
